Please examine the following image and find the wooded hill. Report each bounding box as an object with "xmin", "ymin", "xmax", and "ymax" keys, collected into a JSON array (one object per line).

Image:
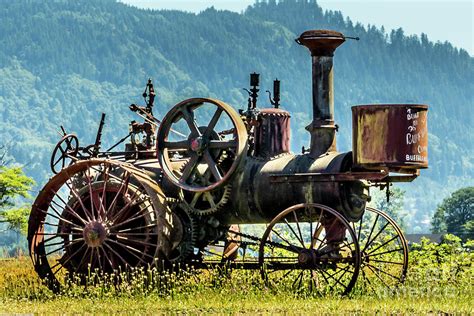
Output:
[{"xmin": 0, "ymin": 0, "xmax": 472, "ymax": 232}]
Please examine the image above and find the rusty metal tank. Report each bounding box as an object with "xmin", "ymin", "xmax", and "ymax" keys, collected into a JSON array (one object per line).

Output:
[
  {"xmin": 225, "ymin": 151, "xmax": 368, "ymax": 224},
  {"xmin": 352, "ymin": 104, "xmax": 428, "ymax": 170}
]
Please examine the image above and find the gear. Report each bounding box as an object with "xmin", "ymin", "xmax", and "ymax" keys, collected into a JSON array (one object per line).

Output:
[
  {"xmin": 177, "ymin": 150, "xmax": 233, "ymax": 216},
  {"xmin": 179, "ymin": 184, "xmax": 232, "ymax": 216},
  {"xmin": 168, "ymin": 204, "xmax": 197, "ymax": 263}
]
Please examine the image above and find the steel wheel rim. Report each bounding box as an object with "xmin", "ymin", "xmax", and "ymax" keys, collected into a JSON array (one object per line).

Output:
[
  {"xmin": 353, "ymin": 206, "xmax": 408, "ymax": 293},
  {"xmin": 259, "ymin": 203, "xmax": 361, "ymax": 295},
  {"xmin": 28, "ymin": 160, "xmax": 160, "ymax": 292}
]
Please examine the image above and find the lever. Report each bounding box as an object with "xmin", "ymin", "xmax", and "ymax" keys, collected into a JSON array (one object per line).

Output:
[{"xmin": 266, "ymin": 78, "xmax": 280, "ymax": 109}]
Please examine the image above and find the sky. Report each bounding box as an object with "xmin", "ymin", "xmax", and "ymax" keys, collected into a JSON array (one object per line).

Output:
[{"xmin": 120, "ymin": 0, "xmax": 473, "ymax": 55}]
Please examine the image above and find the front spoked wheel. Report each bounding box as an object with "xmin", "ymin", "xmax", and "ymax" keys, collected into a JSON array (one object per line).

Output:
[
  {"xmin": 353, "ymin": 207, "xmax": 408, "ymax": 293},
  {"xmin": 259, "ymin": 203, "xmax": 360, "ymax": 295}
]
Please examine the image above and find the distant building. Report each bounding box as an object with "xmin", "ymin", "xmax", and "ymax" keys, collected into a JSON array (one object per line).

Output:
[{"xmin": 405, "ymin": 233, "xmax": 443, "ymax": 244}]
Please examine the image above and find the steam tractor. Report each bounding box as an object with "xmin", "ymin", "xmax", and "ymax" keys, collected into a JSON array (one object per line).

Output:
[{"xmin": 28, "ymin": 30, "xmax": 428, "ymax": 294}]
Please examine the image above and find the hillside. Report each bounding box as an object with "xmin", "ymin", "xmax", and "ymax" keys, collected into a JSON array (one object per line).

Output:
[{"xmin": 0, "ymin": 0, "xmax": 472, "ymax": 232}]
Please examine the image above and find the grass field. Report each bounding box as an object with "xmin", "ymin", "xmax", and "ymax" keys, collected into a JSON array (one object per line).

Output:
[{"xmin": 1, "ymin": 236, "xmax": 473, "ymax": 314}]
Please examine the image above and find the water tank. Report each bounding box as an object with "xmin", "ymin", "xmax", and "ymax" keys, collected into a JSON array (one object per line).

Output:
[{"xmin": 352, "ymin": 104, "xmax": 428, "ymax": 170}]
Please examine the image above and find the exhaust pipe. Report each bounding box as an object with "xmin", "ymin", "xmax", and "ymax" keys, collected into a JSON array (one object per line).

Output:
[{"xmin": 296, "ymin": 30, "xmax": 345, "ymax": 158}]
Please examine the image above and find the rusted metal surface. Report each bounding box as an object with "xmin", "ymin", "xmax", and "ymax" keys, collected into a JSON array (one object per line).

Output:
[
  {"xmin": 28, "ymin": 159, "xmax": 173, "ymax": 291},
  {"xmin": 253, "ymin": 108, "xmax": 291, "ymax": 158},
  {"xmin": 28, "ymin": 29, "xmax": 428, "ymax": 295},
  {"xmin": 269, "ymin": 171, "xmax": 389, "ymax": 183},
  {"xmin": 156, "ymin": 97, "xmax": 248, "ymax": 192},
  {"xmin": 296, "ymin": 30, "xmax": 346, "ymax": 57},
  {"xmin": 352, "ymin": 104, "xmax": 428, "ymax": 170},
  {"xmin": 226, "ymin": 151, "xmax": 368, "ymax": 224},
  {"xmin": 296, "ymin": 30, "xmax": 345, "ymax": 158}
]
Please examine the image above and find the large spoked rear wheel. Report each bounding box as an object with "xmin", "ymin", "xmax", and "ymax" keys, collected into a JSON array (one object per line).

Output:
[
  {"xmin": 352, "ymin": 207, "xmax": 409, "ymax": 293},
  {"xmin": 259, "ymin": 203, "xmax": 360, "ymax": 295},
  {"xmin": 28, "ymin": 160, "xmax": 168, "ymax": 292}
]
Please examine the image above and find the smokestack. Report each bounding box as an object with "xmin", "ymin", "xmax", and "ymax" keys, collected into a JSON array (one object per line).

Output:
[{"xmin": 296, "ymin": 30, "xmax": 345, "ymax": 157}]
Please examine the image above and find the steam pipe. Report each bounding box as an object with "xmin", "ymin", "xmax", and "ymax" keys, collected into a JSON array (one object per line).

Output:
[{"xmin": 296, "ymin": 30, "xmax": 345, "ymax": 157}]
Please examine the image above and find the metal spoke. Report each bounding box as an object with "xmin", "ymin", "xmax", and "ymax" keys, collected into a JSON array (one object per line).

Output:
[
  {"xmin": 99, "ymin": 165, "xmax": 109, "ymax": 221},
  {"xmin": 368, "ymin": 247, "xmax": 404, "ymax": 257},
  {"xmin": 44, "ymin": 238, "xmax": 84, "ymax": 248},
  {"xmin": 36, "ymin": 207, "xmax": 82, "ymax": 229},
  {"xmin": 116, "ymin": 223, "xmax": 157, "ymax": 233},
  {"xmin": 368, "ymin": 258, "xmax": 404, "ymax": 265},
  {"xmin": 164, "ymin": 140, "xmax": 189, "ymax": 150},
  {"xmin": 44, "ymin": 245, "xmax": 67, "ymax": 257},
  {"xmin": 53, "ymin": 154, "xmax": 64, "ymax": 166},
  {"xmin": 270, "ymin": 228, "xmax": 301, "ymax": 252},
  {"xmin": 99, "ymin": 246, "xmax": 114, "ymax": 269},
  {"xmin": 362, "ymin": 222, "xmax": 390, "ymax": 253},
  {"xmin": 103, "ymin": 242, "xmax": 129, "ymax": 267},
  {"xmin": 203, "ymin": 108, "xmax": 223, "ymax": 139},
  {"xmin": 106, "ymin": 239, "xmax": 153, "ymax": 261},
  {"xmin": 357, "ymin": 217, "xmax": 363, "ymax": 241},
  {"xmin": 108, "ymin": 206, "xmax": 153, "ymax": 230},
  {"xmin": 76, "ymin": 247, "xmax": 92, "ymax": 271},
  {"xmin": 116, "ymin": 235, "xmax": 157, "ymax": 248},
  {"xmin": 292, "ymin": 211, "xmax": 306, "ymax": 249},
  {"xmin": 41, "ymin": 234, "xmax": 64, "ymax": 245},
  {"xmin": 110, "ymin": 232, "xmax": 158, "ymax": 236},
  {"xmin": 106, "ymin": 240, "xmax": 147, "ymax": 265},
  {"xmin": 180, "ymin": 154, "xmax": 200, "ymax": 183},
  {"xmin": 366, "ymin": 235, "xmax": 399, "ymax": 256},
  {"xmin": 203, "ymin": 151, "xmax": 222, "ymax": 181},
  {"xmin": 365, "ymin": 263, "xmax": 401, "ymax": 281},
  {"xmin": 190, "ymin": 191, "xmax": 203, "ymax": 207},
  {"xmin": 86, "ymin": 168, "xmax": 96, "ymax": 221},
  {"xmin": 361, "ymin": 267, "xmax": 377, "ymax": 293},
  {"xmin": 365, "ymin": 264, "xmax": 391, "ymax": 288},
  {"xmin": 181, "ymin": 108, "xmax": 201, "ymax": 137},
  {"xmin": 317, "ymin": 266, "xmax": 348, "ymax": 290},
  {"xmin": 50, "ymin": 192, "xmax": 88, "ymax": 225},
  {"xmin": 107, "ymin": 171, "xmax": 131, "ymax": 217},
  {"xmin": 291, "ymin": 270, "xmax": 304, "ymax": 289},
  {"xmin": 63, "ymin": 176, "xmax": 93, "ymax": 222},
  {"xmin": 41, "ymin": 220, "xmax": 81, "ymax": 230},
  {"xmin": 51, "ymin": 243, "xmax": 87, "ymax": 275},
  {"xmin": 204, "ymin": 192, "xmax": 216, "ymax": 209},
  {"xmin": 319, "ymin": 239, "xmax": 355, "ymax": 257},
  {"xmin": 110, "ymin": 191, "xmax": 145, "ymax": 224},
  {"xmin": 208, "ymin": 140, "xmax": 237, "ymax": 149},
  {"xmin": 283, "ymin": 218, "xmax": 305, "ymax": 248},
  {"xmin": 362, "ymin": 214, "xmax": 379, "ymax": 252},
  {"xmin": 95, "ymin": 247, "xmax": 103, "ymax": 271},
  {"xmin": 334, "ymin": 265, "xmax": 352, "ymax": 287},
  {"xmin": 270, "ymin": 269, "xmax": 294, "ymax": 285},
  {"xmin": 37, "ymin": 232, "xmax": 81, "ymax": 237}
]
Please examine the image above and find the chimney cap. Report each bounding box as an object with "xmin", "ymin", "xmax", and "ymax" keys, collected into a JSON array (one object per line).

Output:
[{"xmin": 296, "ymin": 30, "xmax": 345, "ymax": 56}]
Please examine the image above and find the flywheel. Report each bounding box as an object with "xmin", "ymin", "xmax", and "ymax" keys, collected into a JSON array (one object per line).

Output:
[{"xmin": 157, "ymin": 98, "xmax": 248, "ymax": 192}]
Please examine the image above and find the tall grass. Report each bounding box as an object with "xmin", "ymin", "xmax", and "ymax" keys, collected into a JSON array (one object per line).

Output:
[{"xmin": 0, "ymin": 235, "xmax": 472, "ymax": 313}]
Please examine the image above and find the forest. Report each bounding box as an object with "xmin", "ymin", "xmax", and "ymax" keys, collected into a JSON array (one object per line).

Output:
[{"xmin": 0, "ymin": 0, "xmax": 472, "ymax": 236}]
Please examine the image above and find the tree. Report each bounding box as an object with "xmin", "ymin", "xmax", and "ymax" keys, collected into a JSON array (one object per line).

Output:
[
  {"xmin": 370, "ymin": 186, "xmax": 406, "ymax": 230},
  {"xmin": 431, "ymin": 187, "xmax": 474, "ymax": 237},
  {"xmin": 0, "ymin": 166, "xmax": 35, "ymax": 236}
]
